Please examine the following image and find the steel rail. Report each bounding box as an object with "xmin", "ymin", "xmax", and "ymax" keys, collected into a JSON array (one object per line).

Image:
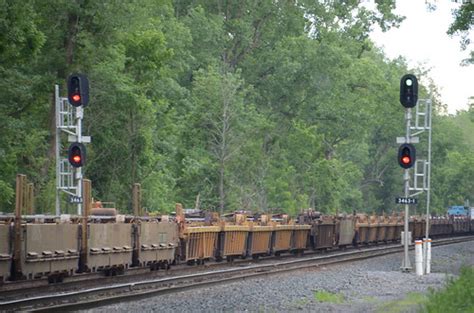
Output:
[
  {"xmin": 1, "ymin": 235, "xmax": 472, "ymax": 312},
  {"xmin": 0, "ymin": 235, "xmax": 386, "ymax": 295}
]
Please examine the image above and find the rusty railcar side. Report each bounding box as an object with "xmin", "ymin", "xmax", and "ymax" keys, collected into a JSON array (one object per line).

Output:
[
  {"xmin": 419, "ymin": 220, "xmax": 426, "ymax": 239},
  {"xmin": 313, "ymin": 218, "xmax": 336, "ymax": 249},
  {"xmin": 461, "ymin": 217, "xmax": 470, "ymax": 233},
  {"xmin": 336, "ymin": 216, "xmax": 355, "ymax": 247},
  {"xmin": 453, "ymin": 217, "xmax": 470, "ymax": 234},
  {"xmin": 367, "ymin": 216, "xmax": 378, "ymax": 243},
  {"xmin": 444, "ymin": 218, "xmax": 454, "ymax": 235},
  {"xmin": 182, "ymin": 226, "xmax": 220, "ymax": 263},
  {"xmin": 394, "ymin": 216, "xmax": 404, "ymax": 241},
  {"xmin": 217, "ymin": 225, "xmax": 250, "ymax": 261},
  {"xmin": 432, "ymin": 217, "xmax": 453, "ymax": 236},
  {"xmin": 376, "ymin": 216, "xmax": 388, "ymax": 242},
  {"xmin": 385, "ymin": 215, "xmax": 398, "ymax": 242},
  {"xmin": 409, "ymin": 218, "xmax": 424, "ymax": 240},
  {"xmin": 138, "ymin": 221, "xmax": 179, "ymax": 269},
  {"xmin": 272, "ymin": 225, "xmax": 294, "ymax": 255},
  {"xmin": 0, "ymin": 223, "xmax": 11, "ymax": 282},
  {"xmin": 452, "ymin": 218, "xmax": 460, "ymax": 233},
  {"xmin": 445, "ymin": 218, "xmax": 454, "ymax": 235},
  {"xmin": 429, "ymin": 218, "xmax": 441, "ymax": 237},
  {"xmin": 355, "ymin": 215, "xmax": 369, "ymax": 245},
  {"xmin": 246, "ymin": 225, "xmax": 273, "ymax": 258},
  {"xmin": 21, "ymin": 223, "xmax": 79, "ymax": 280},
  {"xmin": 291, "ymin": 225, "xmax": 311, "ymax": 252},
  {"xmin": 87, "ymin": 223, "xmax": 133, "ymax": 274}
]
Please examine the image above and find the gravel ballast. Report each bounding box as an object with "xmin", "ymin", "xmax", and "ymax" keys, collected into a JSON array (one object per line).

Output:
[{"xmin": 83, "ymin": 240, "xmax": 474, "ymax": 313}]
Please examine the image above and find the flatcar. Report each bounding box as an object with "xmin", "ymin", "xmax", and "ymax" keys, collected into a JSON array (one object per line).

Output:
[
  {"xmin": 0, "ymin": 214, "xmax": 179, "ymax": 282},
  {"xmin": 0, "ymin": 207, "xmax": 472, "ymax": 283}
]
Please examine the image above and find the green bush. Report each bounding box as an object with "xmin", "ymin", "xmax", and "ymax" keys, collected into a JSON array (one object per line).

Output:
[
  {"xmin": 314, "ymin": 290, "xmax": 345, "ymax": 304},
  {"xmin": 424, "ymin": 266, "xmax": 474, "ymax": 313},
  {"xmin": 377, "ymin": 292, "xmax": 427, "ymax": 313}
]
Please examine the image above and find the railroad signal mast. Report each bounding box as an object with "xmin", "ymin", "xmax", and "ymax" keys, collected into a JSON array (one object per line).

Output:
[
  {"xmin": 397, "ymin": 74, "xmax": 432, "ymax": 273},
  {"xmin": 55, "ymin": 74, "xmax": 91, "ymax": 215}
]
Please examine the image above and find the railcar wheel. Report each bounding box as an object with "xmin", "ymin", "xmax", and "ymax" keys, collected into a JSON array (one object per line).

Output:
[
  {"xmin": 160, "ymin": 261, "xmax": 168, "ymax": 270},
  {"xmin": 47, "ymin": 275, "xmax": 56, "ymax": 284},
  {"xmin": 57, "ymin": 273, "xmax": 65, "ymax": 283}
]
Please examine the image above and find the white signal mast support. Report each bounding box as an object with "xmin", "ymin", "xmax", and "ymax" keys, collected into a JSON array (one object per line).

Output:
[
  {"xmin": 75, "ymin": 107, "xmax": 83, "ymax": 215},
  {"xmin": 55, "ymin": 85, "xmax": 61, "ymax": 216},
  {"xmin": 398, "ymin": 99, "xmax": 432, "ymax": 273},
  {"xmin": 55, "ymin": 85, "xmax": 90, "ymax": 215},
  {"xmin": 410, "ymin": 99, "xmax": 433, "ymax": 274}
]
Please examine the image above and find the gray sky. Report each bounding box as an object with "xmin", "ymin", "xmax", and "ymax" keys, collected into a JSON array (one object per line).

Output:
[{"xmin": 369, "ymin": 0, "xmax": 474, "ymax": 114}]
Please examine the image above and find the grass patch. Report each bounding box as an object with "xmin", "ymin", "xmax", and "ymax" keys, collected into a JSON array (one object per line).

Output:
[
  {"xmin": 293, "ymin": 298, "xmax": 309, "ymax": 306},
  {"xmin": 424, "ymin": 265, "xmax": 474, "ymax": 313},
  {"xmin": 362, "ymin": 295, "xmax": 378, "ymax": 303},
  {"xmin": 314, "ymin": 290, "xmax": 345, "ymax": 304},
  {"xmin": 377, "ymin": 292, "xmax": 428, "ymax": 313}
]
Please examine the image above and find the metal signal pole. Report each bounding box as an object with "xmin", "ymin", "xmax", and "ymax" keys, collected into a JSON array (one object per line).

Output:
[
  {"xmin": 423, "ymin": 99, "xmax": 433, "ymax": 274},
  {"xmin": 55, "ymin": 76, "xmax": 90, "ymax": 216},
  {"xmin": 401, "ymin": 108, "xmax": 412, "ymax": 272},
  {"xmin": 398, "ymin": 74, "xmax": 418, "ymax": 272},
  {"xmin": 424, "ymin": 100, "xmax": 432, "ymax": 240},
  {"xmin": 409, "ymin": 98, "xmax": 433, "ymax": 273},
  {"xmin": 397, "ymin": 74, "xmax": 433, "ymax": 274}
]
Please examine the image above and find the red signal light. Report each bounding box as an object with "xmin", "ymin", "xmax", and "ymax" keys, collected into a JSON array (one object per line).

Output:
[
  {"xmin": 72, "ymin": 94, "xmax": 81, "ymax": 102},
  {"xmin": 402, "ymin": 156, "xmax": 411, "ymax": 164},
  {"xmin": 73, "ymin": 155, "xmax": 81, "ymax": 163}
]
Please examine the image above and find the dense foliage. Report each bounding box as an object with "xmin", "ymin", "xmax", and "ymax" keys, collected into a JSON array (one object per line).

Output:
[
  {"xmin": 424, "ymin": 266, "xmax": 474, "ymax": 313},
  {"xmin": 448, "ymin": 1, "xmax": 474, "ymax": 65},
  {"xmin": 0, "ymin": 0, "xmax": 473, "ymax": 215}
]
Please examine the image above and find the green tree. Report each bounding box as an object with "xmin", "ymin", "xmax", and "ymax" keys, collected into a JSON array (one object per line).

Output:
[
  {"xmin": 0, "ymin": 0, "xmax": 46, "ymax": 211},
  {"xmin": 180, "ymin": 65, "xmax": 251, "ymax": 213},
  {"xmin": 448, "ymin": 2, "xmax": 474, "ymax": 65}
]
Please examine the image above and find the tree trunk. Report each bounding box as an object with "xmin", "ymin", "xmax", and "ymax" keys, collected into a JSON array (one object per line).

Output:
[
  {"xmin": 65, "ymin": 13, "xmax": 79, "ymax": 66},
  {"xmin": 309, "ymin": 190, "xmax": 316, "ymax": 210},
  {"xmin": 219, "ymin": 162, "xmax": 225, "ymax": 215}
]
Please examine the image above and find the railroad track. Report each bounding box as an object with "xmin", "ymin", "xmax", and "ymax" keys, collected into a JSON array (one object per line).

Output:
[
  {"xmin": 0, "ymin": 246, "xmax": 307, "ymax": 297},
  {"xmin": 1, "ymin": 235, "xmax": 472, "ymax": 312}
]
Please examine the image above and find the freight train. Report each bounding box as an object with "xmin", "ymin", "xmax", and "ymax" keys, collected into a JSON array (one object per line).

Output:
[{"xmin": 1, "ymin": 205, "xmax": 473, "ymax": 284}]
